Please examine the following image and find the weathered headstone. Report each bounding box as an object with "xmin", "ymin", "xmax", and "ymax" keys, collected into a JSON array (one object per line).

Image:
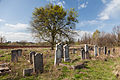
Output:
[
  {"xmin": 59, "ymin": 43, "xmax": 64, "ymax": 58},
  {"xmin": 33, "ymin": 53, "xmax": 43, "ymax": 73},
  {"xmin": 112, "ymin": 48, "xmax": 115, "ymax": 53},
  {"xmin": 29, "ymin": 51, "xmax": 36, "ymax": 64},
  {"xmin": 23, "ymin": 68, "xmax": 33, "ymax": 76},
  {"xmin": 98, "ymin": 47, "xmax": 101, "ymax": 55},
  {"xmin": 104, "ymin": 46, "xmax": 107, "ymax": 55},
  {"xmin": 81, "ymin": 48, "xmax": 85, "ymax": 60},
  {"xmin": 85, "ymin": 51, "xmax": 90, "ymax": 59},
  {"xmin": 85, "ymin": 44, "xmax": 88, "ymax": 52},
  {"xmin": 17, "ymin": 49, "xmax": 22, "ymax": 57},
  {"xmin": 73, "ymin": 49, "xmax": 76, "ymax": 54},
  {"xmin": 64, "ymin": 44, "xmax": 70, "ymax": 62},
  {"xmin": 11, "ymin": 50, "xmax": 18, "ymax": 62},
  {"xmin": 54, "ymin": 44, "xmax": 62, "ymax": 65},
  {"xmin": 94, "ymin": 45, "xmax": 97, "ymax": 56},
  {"xmin": 108, "ymin": 49, "xmax": 110, "ymax": 55}
]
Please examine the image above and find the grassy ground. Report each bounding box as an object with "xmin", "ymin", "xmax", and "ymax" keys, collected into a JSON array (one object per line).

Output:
[{"xmin": 0, "ymin": 48, "xmax": 119, "ymax": 80}]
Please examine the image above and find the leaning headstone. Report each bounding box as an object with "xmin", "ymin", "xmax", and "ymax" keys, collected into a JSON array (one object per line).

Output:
[
  {"xmin": 33, "ymin": 53, "xmax": 43, "ymax": 73},
  {"xmin": 54, "ymin": 44, "xmax": 62, "ymax": 65},
  {"xmin": 108, "ymin": 49, "xmax": 110, "ymax": 55},
  {"xmin": 104, "ymin": 46, "xmax": 107, "ymax": 55},
  {"xmin": 94, "ymin": 45, "xmax": 97, "ymax": 56},
  {"xmin": 11, "ymin": 50, "xmax": 18, "ymax": 62},
  {"xmin": 98, "ymin": 47, "xmax": 101, "ymax": 55},
  {"xmin": 81, "ymin": 48, "xmax": 85, "ymax": 60},
  {"xmin": 64, "ymin": 44, "xmax": 70, "ymax": 62},
  {"xmin": 17, "ymin": 49, "xmax": 22, "ymax": 57},
  {"xmin": 23, "ymin": 68, "xmax": 33, "ymax": 76},
  {"xmin": 29, "ymin": 51, "xmax": 36, "ymax": 64}
]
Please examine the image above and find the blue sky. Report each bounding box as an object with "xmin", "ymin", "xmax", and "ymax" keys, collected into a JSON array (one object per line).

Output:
[{"xmin": 0, "ymin": 0, "xmax": 120, "ymax": 42}]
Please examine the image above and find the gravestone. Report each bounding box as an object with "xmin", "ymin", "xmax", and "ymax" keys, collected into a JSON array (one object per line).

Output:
[
  {"xmin": 108, "ymin": 49, "xmax": 110, "ymax": 55},
  {"xmin": 85, "ymin": 51, "xmax": 90, "ymax": 59},
  {"xmin": 81, "ymin": 48, "xmax": 85, "ymax": 60},
  {"xmin": 112, "ymin": 48, "xmax": 115, "ymax": 53},
  {"xmin": 73, "ymin": 49, "xmax": 76, "ymax": 54},
  {"xmin": 94, "ymin": 45, "xmax": 97, "ymax": 56},
  {"xmin": 64, "ymin": 44, "xmax": 70, "ymax": 62},
  {"xmin": 85, "ymin": 44, "xmax": 88, "ymax": 52},
  {"xmin": 98, "ymin": 47, "xmax": 101, "ymax": 55},
  {"xmin": 17, "ymin": 49, "xmax": 22, "ymax": 57},
  {"xmin": 11, "ymin": 50, "xmax": 18, "ymax": 62},
  {"xmin": 54, "ymin": 43, "xmax": 62, "ymax": 65},
  {"xmin": 33, "ymin": 53, "xmax": 43, "ymax": 73},
  {"xmin": 104, "ymin": 46, "xmax": 107, "ymax": 55},
  {"xmin": 59, "ymin": 43, "xmax": 64, "ymax": 58},
  {"xmin": 29, "ymin": 51, "xmax": 36, "ymax": 64},
  {"xmin": 23, "ymin": 68, "xmax": 33, "ymax": 76}
]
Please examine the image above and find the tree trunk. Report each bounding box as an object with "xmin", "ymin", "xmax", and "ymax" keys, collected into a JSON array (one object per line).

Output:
[{"xmin": 51, "ymin": 34, "xmax": 55, "ymax": 50}]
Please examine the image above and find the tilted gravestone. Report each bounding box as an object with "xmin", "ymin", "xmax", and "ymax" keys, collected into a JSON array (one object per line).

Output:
[
  {"xmin": 54, "ymin": 43, "xmax": 62, "ymax": 65},
  {"xmin": 108, "ymin": 49, "xmax": 110, "ymax": 55},
  {"xmin": 81, "ymin": 48, "xmax": 85, "ymax": 60},
  {"xmin": 64, "ymin": 44, "xmax": 70, "ymax": 62},
  {"xmin": 104, "ymin": 46, "xmax": 107, "ymax": 55},
  {"xmin": 23, "ymin": 68, "xmax": 33, "ymax": 76},
  {"xmin": 98, "ymin": 47, "xmax": 101, "ymax": 55},
  {"xmin": 33, "ymin": 53, "xmax": 43, "ymax": 73},
  {"xmin": 17, "ymin": 49, "xmax": 22, "ymax": 57},
  {"xmin": 29, "ymin": 51, "xmax": 36, "ymax": 64},
  {"xmin": 11, "ymin": 50, "xmax": 18, "ymax": 62},
  {"xmin": 94, "ymin": 45, "xmax": 97, "ymax": 56}
]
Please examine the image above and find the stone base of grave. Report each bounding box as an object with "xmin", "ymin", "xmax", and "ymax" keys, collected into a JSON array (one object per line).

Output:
[
  {"xmin": 64, "ymin": 58, "xmax": 71, "ymax": 62},
  {"xmin": 23, "ymin": 68, "xmax": 33, "ymax": 76}
]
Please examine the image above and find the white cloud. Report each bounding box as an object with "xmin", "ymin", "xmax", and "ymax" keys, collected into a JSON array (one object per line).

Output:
[
  {"xmin": 0, "ymin": 31, "xmax": 34, "ymax": 42},
  {"xmin": 101, "ymin": 0, "xmax": 107, "ymax": 4},
  {"xmin": 78, "ymin": 2, "xmax": 88, "ymax": 9},
  {"xmin": 98, "ymin": 0, "xmax": 120, "ymax": 20},
  {"xmin": 0, "ymin": 18, "xmax": 5, "ymax": 22}
]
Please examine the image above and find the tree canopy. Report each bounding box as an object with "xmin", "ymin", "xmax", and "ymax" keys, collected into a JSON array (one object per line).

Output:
[{"xmin": 30, "ymin": 4, "xmax": 78, "ymax": 49}]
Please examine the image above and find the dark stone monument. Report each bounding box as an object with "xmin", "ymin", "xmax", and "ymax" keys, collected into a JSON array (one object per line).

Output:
[
  {"xmin": 23, "ymin": 68, "xmax": 33, "ymax": 76},
  {"xmin": 33, "ymin": 53, "xmax": 43, "ymax": 73},
  {"xmin": 11, "ymin": 50, "xmax": 18, "ymax": 62},
  {"xmin": 81, "ymin": 48, "xmax": 85, "ymax": 60},
  {"xmin": 98, "ymin": 47, "xmax": 101, "ymax": 55},
  {"xmin": 108, "ymin": 49, "xmax": 110, "ymax": 55},
  {"xmin": 64, "ymin": 44, "xmax": 70, "ymax": 62},
  {"xmin": 104, "ymin": 46, "xmax": 107, "ymax": 55},
  {"xmin": 29, "ymin": 51, "xmax": 36, "ymax": 64}
]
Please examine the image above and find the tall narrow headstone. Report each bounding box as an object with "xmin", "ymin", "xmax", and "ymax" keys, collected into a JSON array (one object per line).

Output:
[
  {"xmin": 98, "ymin": 47, "xmax": 101, "ymax": 55},
  {"xmin": 54, "ymin": 44, "xmax": 62, "ymax": 65},
  {"xmin": 33, "ymin": 53, "xmax": 43, "ymax": 73},
  {"xmin": 64, "ymin": 44, "xmax": 70, "ymax": 62},
  {"xmin": 81, "ymin": 48, "xmax": 85, "ymax": 60},
  {"xmin": 104, "ymin": 46, "xmax": 107, "ymax": 55},
  {"xmin": 94, "ymin": 45, "xmax": 97, "ymax": 56},
  {"xmin": 112, "ymin": 48, "xmax": 115, "ymax": 53},
  {"xmin": 11, "ymin": 50, "xmax": 18, "ymax": 62},
  {"xmin": 85, "ymin": 51, "xmax": 90, "ymax": 59},
  {"xmin": 59, "ymin": 43, "xmax": 64, "ymax": 58},
  {"xmin": 29, "ymin": 51, "xmax": 36, "ymax": 64},
  {"xmin": 85, "ymin": 44, "xmax": 88, "ymax": 52}
]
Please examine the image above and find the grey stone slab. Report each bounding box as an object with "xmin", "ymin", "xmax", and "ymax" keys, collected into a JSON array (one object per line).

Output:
[
  {"xmin": 17, "ymin": 49, "xmax": 22, "ymax": 57},
  {"xmin": 85, "ymin": 44, "xmax": 88, "ymax": 52},
  {"xmin": 64, "ymin": 44, "xmax": 70, "ymax": 62},
  {"xmin": 94, "ymin": 45, "xmax": 97, "ymax": 56},
  {"xmin": 11, "ymin": 50, "xmax": 18, "ymax": 62},
  {"xmin": 33, "ymin": 53, "xmax": 43, "ymax": 73},
  {"xmin": 29, "ymin": 51, "xmax": 36, "ymax": 64},
  {"xmin": 23, "ymin": 68, "xmax": 33, "ymax": 76}
]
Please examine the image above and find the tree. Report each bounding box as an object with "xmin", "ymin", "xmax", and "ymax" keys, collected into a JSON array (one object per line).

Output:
[
  {"xmin": 30, "ymin": 4, "xmax": 78, "ymax": 50},
  {"xmin": 0, "ymin": 35, "xmax": 6, "ymax": 43},
  {"xmin": 92, "ymin": 30, "xmax": 100, "ymax": 45}
]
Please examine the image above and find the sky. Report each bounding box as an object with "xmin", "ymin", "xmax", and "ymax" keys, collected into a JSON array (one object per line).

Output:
[{"xmin": 0, "ymin": 0, "xmax": 120, "ymax": 42}]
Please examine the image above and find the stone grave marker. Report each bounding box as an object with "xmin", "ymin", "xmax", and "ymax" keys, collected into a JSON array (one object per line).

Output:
[
  {"xmin": 23, "ymin": 68, "xmax": 33, "ymax": 76},
  {"xmin": 85, "ymin": 51, "xmax": 90, "ymax": 59},
  {"xmin": 59, "ymin": 42, "xmax": 64, "ymax": 58},
  {"xmin": 11, "ymin": 50, "xmax": 18, "ymax": 62},
  {"xmin": 33, "ymin": 53, "xmax": 43, "ymax": 73},
  {"xmin": 17, "ymin": 49, "xmax": 22, "ymax": 57},
  {"xmin": 108, "ymin": 49, "xmax": 110, "ymax": 55},
  {"xmin": 98, "ymin": 47, "xmax": 101, "ymax": 55},
  {"xmin": 112, "ymin": 48, "xmax": 115, "ymax": 53},
  {"xmin": 64, "ymin": 44, "xmax": 70, "ymax": 62},
  {"xmin": 104, "ymin": 46, "xmax": 107, "ymax": 55},
  {"xmin": 94, "ymin": 45, "xmax": 97, "ymax": 56},
  {"xmin": 81, "ymin": 48, "xmax": 85, "ymax": 60},
  {"xmin": 29, "ymin": 51, "xmax": 36, "ymax": 64},
  {"xmin": 54, "ymin": 43, "xmax": 62, "ymax": 65},
  {"xmin": 85, "ymin": 44, "xmax": 88, "ymax": 52},
  {"xmin": 73, "ymin": 49, "xmax": 76, "ymax": 54}
]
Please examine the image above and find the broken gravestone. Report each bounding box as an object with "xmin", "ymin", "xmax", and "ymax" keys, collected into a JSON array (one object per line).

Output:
[{"xmin": 33, "ymin": 53, "xmax": 43, "ymax": 73}]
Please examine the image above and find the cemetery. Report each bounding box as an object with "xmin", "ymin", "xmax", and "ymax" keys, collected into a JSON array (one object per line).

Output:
[{"xmin": 0, "ymin": 43, "xmax": 120, "ymax": 80}]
